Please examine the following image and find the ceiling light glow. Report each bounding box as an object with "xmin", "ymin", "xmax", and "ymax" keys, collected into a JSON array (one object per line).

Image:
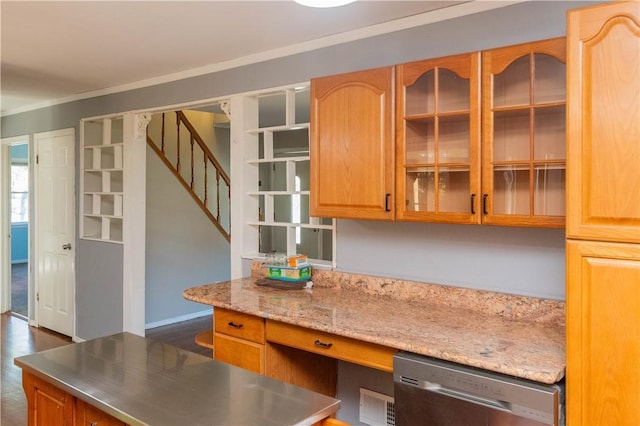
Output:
[{"xmin": 295, "ymin": 0, "xmax": 357, "ymax": 8}]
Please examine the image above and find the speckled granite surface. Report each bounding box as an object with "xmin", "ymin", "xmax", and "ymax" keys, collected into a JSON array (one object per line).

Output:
[{"xmin": 184, "ymin": 264, "xmax": 565, "ymax": 384}]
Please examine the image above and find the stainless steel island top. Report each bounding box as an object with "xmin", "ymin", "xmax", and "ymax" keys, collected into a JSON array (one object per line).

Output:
[{"xmin": 14, "ymin": 332, "xmax": 340, "ymax": 426}]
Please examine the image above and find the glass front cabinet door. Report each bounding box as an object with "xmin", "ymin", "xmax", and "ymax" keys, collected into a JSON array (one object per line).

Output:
[
  {"xmin": 481, "ymin": 37, "xmax": 566, "ymax": 228},
  {"xmin": 396, "ymin": 52, "xmax": 481, "ymax": 224}
]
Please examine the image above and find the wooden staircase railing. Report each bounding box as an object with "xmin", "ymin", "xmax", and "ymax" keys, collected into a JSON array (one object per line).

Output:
[{"xmin": 147, "ymin": 111, "xmax": 231, "ymax": 242}]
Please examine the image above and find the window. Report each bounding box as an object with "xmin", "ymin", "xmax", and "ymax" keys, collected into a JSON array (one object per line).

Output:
[{"xmin": 11, "ymin": 163, "xmax": 28, "ymax": 223}]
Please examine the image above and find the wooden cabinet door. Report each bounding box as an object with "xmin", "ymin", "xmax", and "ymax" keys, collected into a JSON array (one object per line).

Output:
[
  {"xmin": 310, "ymin": 66, "xmax": 395, "ymax": 220},
  {"xmin": 566, "ymin": 240, "xmax": 640, "ymax": 426},
  {"xmin": 567, "ymin": 1, "xmax": 640, "ymax": 243},
  {"xmin": 395, "ymin": 52, "xmax": 481, "ymax": 224},
  {"xmin": 23, "ymin": 371, "xmax": 74, "ymax": 426},
  {"xmin": 481, "ymin": 37, "xmax": 567, "ymax": 228}
]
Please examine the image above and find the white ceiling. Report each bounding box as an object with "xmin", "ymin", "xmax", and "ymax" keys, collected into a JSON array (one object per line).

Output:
[{"xmin": 0, "ymin": 1, "xmax": 518, "ymax": 117}]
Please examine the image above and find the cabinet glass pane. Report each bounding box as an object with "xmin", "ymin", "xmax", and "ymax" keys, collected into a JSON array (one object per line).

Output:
[
  {"xmin": 406, "ymin": 71, "xmax": 434, "ymax": 115},
  {"xmin": 493, "ymin": 166, "xmax": 530, "ymax": 215},
  {"xmin": 439, "ymin": 69, "xmax": 470, "ymax": 112},
  {"xmin": 405, "ymin": 119, "xmax": 434, "ymax": 164},
  {"xmin": 533, "ymin": 54, "xmax": 566, "ymax": 104},
  {"xmin": 534, "ymin": 165, "xmax": 565, "ymax": 216},
  {"xmin": 493, "ymin": 56, "xmax": 530, "ymax": 108},
  {"xmin": 493, "ymin": 109, "xmax": 530, "ymax": 161},
  {"xmin": 438, "ymin": 167, "xmax": 471, "ymax": 213},
  {"xmin": 439, "ymin": 115, "xmax": 470, "ymax": 163},
  {"xmin": 534, "ymin": 106, "xmax": 566, "ymax": 161},
  {"xmin": 405, "ymin": 168, "xmax": 435, "ymax": 212}
]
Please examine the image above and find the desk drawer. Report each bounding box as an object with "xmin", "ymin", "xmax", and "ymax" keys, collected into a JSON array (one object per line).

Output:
[
  {"xmin": 266, "ymin": 320, "xmax": 395, "ymax": 372},
  {"xmin": 214, "ymin": 308, "xmax": 264, "ymax": 344},
  {"xmin": 214, "ymin": 334, "xmax": 264, "ymax": 374}
]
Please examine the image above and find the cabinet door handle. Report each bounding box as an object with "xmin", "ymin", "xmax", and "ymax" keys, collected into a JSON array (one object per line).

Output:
[
  {"xmin": 385, "ymin": 193, "xmax": 391, "ymax": 212},
  {"xmin": 470, "ymin": 194, "xmax": 476, "ymax": 215},
  {"xmin": 314, "ymin": 339, "xmax": 333, "ymax": 349},
  {"xmin": 482, "ymin": 194, "xmax": 489, "ymax": 215},
  {"xmin": 228, "ymin": 322, "xmax": 243, "ymax": 329}
]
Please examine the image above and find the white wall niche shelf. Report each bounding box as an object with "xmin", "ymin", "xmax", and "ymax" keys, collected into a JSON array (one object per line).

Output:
[{"xmin": 80, "ymin": 116, "xmax": 125, "ymax": 244}]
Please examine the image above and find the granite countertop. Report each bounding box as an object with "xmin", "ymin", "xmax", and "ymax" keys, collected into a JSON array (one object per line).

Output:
[
  {"xmin": 15, "ymin": 333, "xmax": 340, "ymax": 426},
  {"xmin": 183, "ymin": 266, "xmax": 565, "ymax": 384}
]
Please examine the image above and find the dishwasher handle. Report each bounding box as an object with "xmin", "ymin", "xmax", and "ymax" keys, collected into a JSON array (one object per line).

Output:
[{"xmin": 400, "ymin": 378, "xmax": 512, "ymax": 413}]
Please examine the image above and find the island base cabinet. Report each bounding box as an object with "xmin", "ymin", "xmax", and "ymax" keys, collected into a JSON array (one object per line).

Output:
[
  {"xmin": 22, "ymin": 370, "xmax": 127, "ymax": 426},
  {"xmin": 75, "ymin": 399, "xmax": 126, "ymax": 426},
  {"xmin": 23, "ymin": 371, "xmax": 73, "ymax": 426}
]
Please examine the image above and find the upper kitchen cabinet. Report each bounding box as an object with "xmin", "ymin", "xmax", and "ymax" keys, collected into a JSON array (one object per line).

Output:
[
  {"xmin": 310, "ymin": 66, "xmax": 395, "ymax": 220},
  {"xmin": 396, "ymin": 52, "xmax": 481, "ymax": 224},
  {"xmin": 481, "ymin": 38, "xmax": 567, "ymax": 228},
  {"xmin": 566, "ymin": 1, "xmax": 640, "ymax": 244}
]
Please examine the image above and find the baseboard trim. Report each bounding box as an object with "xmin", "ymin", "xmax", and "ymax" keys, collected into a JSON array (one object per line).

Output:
[{"xmin": 145, "ymin": 309, "xmax": 213, "ymax": 330}]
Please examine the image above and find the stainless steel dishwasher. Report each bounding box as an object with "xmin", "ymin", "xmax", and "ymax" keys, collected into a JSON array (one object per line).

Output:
[{"xmin": 393, "ymin": 352, "xmax": 564, "ymax": 426}]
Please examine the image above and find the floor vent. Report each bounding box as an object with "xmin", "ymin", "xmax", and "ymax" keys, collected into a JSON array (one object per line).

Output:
[{"xmin": 359, "ymin": 388, "xmax": 395, "ymax": 426}]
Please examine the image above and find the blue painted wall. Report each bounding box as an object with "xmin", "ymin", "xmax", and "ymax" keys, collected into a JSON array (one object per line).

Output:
[{"xmin": 11, "ymin": 223, "xmax": 28, "ymax": 263}]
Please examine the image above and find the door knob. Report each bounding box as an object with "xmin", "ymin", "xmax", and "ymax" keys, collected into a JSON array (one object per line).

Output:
[{"xmin": 62, "ymin": 243, "xmax": 72, "ymax": 250}]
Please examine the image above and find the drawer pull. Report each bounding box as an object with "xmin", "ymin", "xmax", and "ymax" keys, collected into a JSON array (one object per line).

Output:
[
  {"xmin": 228, "ymin": 321, "xmax": 244, "ymax": 329},
  {"xmin": 314, "ymin": 339, "xmax": 333, "ymax": 349}
]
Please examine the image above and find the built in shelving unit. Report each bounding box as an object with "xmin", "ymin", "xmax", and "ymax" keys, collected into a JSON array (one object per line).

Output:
[
  {"xmin": 80, "ymin": 116, "xmax": 124, "ymax": 243},
  {"xmin": 242, "ymin": 86, "xmax": 335, "ymax": 267}
]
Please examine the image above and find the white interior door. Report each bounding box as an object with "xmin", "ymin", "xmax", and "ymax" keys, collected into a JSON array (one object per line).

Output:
[{"xmin": 35, "ymin": 128, "xmax": 75, "ymax": 336}]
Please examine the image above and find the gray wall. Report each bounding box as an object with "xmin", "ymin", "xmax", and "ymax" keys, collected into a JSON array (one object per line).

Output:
[
  {"xmin": 145, "ymin": 122, "xmax": 231, "ymax": 325},
  {"xmin": 75, "ymin": 240, "xmax": 123, "ymax": 338},
  {"xmin": 1, "ymin": 1, "xmax": 600, "ymax": 422}
]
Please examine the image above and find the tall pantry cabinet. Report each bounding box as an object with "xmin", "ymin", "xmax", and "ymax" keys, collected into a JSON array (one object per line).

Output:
[{"xmin": 566, "ymin": 2, "xmax": 640, "ymax": 426}]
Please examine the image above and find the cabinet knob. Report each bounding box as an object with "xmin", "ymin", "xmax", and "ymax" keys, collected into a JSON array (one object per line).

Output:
[{"xmin": 62, "ymin": 243, "xmax": 72, "ymax": 250}]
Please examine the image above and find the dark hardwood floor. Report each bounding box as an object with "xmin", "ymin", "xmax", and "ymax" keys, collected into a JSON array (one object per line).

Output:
[
  {"xmin": 1, "ymin": 313, "xmax": 213, "ymax": 426},
  {"xmin": 146, "ymin": 314, "xmax": 213, "ymax": 358}
]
